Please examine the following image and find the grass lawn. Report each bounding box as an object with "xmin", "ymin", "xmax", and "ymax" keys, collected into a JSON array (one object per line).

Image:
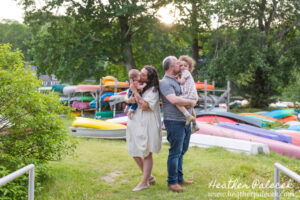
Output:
[{"xmin": 37, "ymin": 119, "xmax": 300, "ymax": 200}]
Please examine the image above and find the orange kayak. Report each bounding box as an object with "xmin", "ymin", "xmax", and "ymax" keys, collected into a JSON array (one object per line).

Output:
[
  {"xmin": 280, "ymin": 115, "xmax": 298, "ymax": 124},
  {"xmin": 195, "ymin": 82, "xmax": 214, "ymax": 90}
]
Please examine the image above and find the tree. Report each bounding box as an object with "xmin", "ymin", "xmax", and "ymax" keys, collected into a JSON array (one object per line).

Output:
[
  {"xmin": 0, "ymin": 43, "xmax": 76, "ymax": 198},
  {"xmin": 0, "ymin": 20, "xmax": 32, "ymax": 60},
  {"xmin": 173, "ymin": 0, "xmax": 212, "ymax": 79},
  {"xmin": 208, "ymin": 0, "xmax": 300, "ymax": 107},
  {"xmin": 20, "ymin": 0, "xmax": 169, "ymax": 83}
]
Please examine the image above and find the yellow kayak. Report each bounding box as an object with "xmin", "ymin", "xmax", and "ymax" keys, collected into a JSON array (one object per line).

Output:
[{"xmin": 72, "ymin": 117, "xmax": 126, "ymax": 129}]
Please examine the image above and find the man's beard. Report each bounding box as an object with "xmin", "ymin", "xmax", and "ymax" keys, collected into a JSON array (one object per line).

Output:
[{"xmin": 172, "ymin": 69, "xmax": 180, "ymax": 76}]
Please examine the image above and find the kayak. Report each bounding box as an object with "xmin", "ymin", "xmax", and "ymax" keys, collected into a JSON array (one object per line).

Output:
[
  {"xmin": 196, "ymin": 116, "xmax": 237, "ymax": 123},
  {"xmin": 72, "ymin": 117, "xmax": 126, "ymax": 129},
  {"xmin": 196, "ymin": 123, "xmax": 300, "ymax": 159},
  {"xmin": 263, "ymin": 109, "xmax": 294, "ymax": 119},
  {"xmin": 218, "ymin": 123, "xmax": 292, "ymax": 143}
]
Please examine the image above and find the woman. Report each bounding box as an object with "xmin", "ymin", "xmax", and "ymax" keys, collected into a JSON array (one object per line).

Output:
[{"xmin": 125, "ymin": 65, "xmax": 162, "ymax": 192}]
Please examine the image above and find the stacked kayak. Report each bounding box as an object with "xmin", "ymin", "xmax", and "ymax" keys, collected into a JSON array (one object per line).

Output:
[
  {"xmin": 239, "ymin": 113, "xmax": 279, "ymax": 123},
  {"xmin": 196, "ymin": 116, "xmax": 237, "ymax": 123},
  {"xmin": 195, "ymin": 82, "xmax": 214, "ymax": 90},
  {"xmin": 195, "ymin": 111, "xmax": 265, "ymax": 127},
  {"xmin": 70, "ymin": 117, "xmax": 126, "ymax": 139},
  {"xmin": 218, "ymin": 123, "xmax": 292, "ymax": 143},
  {"xmin": 273, "ymin": 130, "xmax": 300, "ymax": 146},
  {"xmin": 196, "ymin": 123, "xmax": 300, "ymax": 159}
]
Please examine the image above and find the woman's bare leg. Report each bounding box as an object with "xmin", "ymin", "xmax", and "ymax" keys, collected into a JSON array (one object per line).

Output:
[{"xmin": 133, "ymin": 157, "xmax": 144, "ymax": 172}]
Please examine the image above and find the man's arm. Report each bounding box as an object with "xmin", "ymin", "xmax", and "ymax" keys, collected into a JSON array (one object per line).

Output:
[{"xmin": 165, "ymin": 94, "xmax": 197, "ymax": 108}]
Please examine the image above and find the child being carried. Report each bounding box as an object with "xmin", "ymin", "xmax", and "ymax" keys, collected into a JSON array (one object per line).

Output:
[
  {"xmin": 176, "ymin": 55, "xmax": 200, "ymax": 133},
  {"xmin": 124, "ymin": 69, "xmax": 147, "ymax": 120}
]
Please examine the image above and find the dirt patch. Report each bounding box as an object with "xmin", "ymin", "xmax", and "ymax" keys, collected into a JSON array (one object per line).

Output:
[{"xmin": 101, "ymin": 171, "xmax": 123, "ymax": 184}]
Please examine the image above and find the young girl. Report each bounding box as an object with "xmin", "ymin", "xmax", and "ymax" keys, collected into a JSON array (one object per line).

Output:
[{"xmin": 176, "ymin": 55, "xmax": 200, "ymax": 133}]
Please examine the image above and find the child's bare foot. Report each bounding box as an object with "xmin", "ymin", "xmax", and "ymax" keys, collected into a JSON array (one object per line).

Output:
[
  {"xmin": 192, "ymin": 123, "xmax": 200, "ymax": 133},
  {"xmin": 128, "ymin": 112, "xmax": 133, "ymax": 120}
]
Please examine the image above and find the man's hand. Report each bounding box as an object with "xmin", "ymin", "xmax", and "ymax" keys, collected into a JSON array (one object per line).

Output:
[{"xmin": 186, "ymin": 99, "xmax": 197, "ymax": 109}]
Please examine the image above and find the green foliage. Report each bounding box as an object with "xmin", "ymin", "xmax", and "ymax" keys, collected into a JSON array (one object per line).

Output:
[
  {"xmin": 0, "ymin": 44, "xmax": 76, "ymax": 199},
  {"xmin": 208, "ymin": 0, "xmax": 300, "ymax": 107},
  {"xmin": 0, "ymin": 20, "xmax": 32, "ymax": 60}
]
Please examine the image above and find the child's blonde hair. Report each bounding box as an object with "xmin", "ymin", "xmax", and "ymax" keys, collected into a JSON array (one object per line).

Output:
[
  {"xmin": 128, "ymin": 69, "xmax": 140, "ymax": 79},
  {"xmin": 179, "ymin": 55, "xmax": 195, "ymax": 72}
]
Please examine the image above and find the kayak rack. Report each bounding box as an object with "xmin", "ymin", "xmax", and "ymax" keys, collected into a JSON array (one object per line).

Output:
[{"xmin": 198, "ymin": 80, "xmax": 231, "ymax": 111}]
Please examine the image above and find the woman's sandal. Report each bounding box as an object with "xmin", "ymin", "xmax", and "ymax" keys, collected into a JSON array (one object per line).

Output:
[{"xmin": 149, "ymin": 176, "xmax": 156, "ymax": 184}]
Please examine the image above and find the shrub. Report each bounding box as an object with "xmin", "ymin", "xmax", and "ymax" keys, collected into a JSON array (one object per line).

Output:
[{"xmin": 0, "ymin": 43, "xmax": 76, "ymax": 199}]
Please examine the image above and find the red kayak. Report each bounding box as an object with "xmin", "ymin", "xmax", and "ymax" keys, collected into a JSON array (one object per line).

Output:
[{"xmin": 196, "ymin": 116, "xmax": 237, "ymax": 123}]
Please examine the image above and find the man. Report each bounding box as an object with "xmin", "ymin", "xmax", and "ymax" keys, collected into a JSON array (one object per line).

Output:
[{"xmin": 159, "ymin": 56, "xmax": 197, "ymax": 192}]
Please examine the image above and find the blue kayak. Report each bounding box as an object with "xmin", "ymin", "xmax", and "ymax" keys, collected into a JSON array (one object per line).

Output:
[
  {"xmin": 263, "ymin": 109, "xmax": 294, "ymax": 119},
  {"xmin": 218, "ymin": 123, "xmax": 292, "ymax": 143}
]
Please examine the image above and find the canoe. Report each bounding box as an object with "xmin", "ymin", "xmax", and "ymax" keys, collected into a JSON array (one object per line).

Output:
[
  {"xmin": 196, "ymin": 123, "xmax": 300, "ymax": 159},
  {"xmin": 63, "ymin": 85, "xmax": 77, "ymax": 96},
  {"xmin": 218, "ymin": 123, "xmax": 292, "ymax": 143},
  {"xmin": 103, "ymin": 81, "xmax": 129, "ymax": 87},
  {"xmin": 72, "ymin": 117, "xmax": 126, "ymax": 129},
  {"xmin": 196, "ymin": 116, "xmax": 237, "ymax": 123},
  {"xmin": 70, "ymin": 126, "xmax": 126, "ymax": 139},
  {"xmin": 195, "ymin": 111, "xmax": 265, "ymax": 127},
  {"xmin": 263, "ymin": 109, "xmax": 294, "ymax": 119},
  {"xmin": 75, "ymin": 85, "xmax": 101, "ymax": 93},
  {"xmin": 240, "ymin": 113, "xmax": 279, "ymax": 123},
  {"xmin": 273, "ymin": 130, "xmax": 300, "ymax": 146},
  {"xmin": 280, "ymin": 115, "xmax": 298, "ymax": 124}
]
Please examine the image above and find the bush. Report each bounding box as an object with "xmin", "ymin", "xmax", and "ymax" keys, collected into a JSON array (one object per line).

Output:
[{"xmin": 0, "ymin": 43, "xmax": 76, "ymax": 199}]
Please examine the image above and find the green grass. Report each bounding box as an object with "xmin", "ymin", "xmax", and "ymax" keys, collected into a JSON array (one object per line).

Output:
[{"xmin": 37, "ymin": 119, "xmax": 300, "ymax": 200}]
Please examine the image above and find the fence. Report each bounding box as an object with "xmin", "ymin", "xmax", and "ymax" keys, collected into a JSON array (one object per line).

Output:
[
  {"xmin": 0, "ymin": 164, "xmax": 35, "ymax": 200},
  {"xmin": 274, "ymin": 162, "xmax": 300, "ymax": 200}
]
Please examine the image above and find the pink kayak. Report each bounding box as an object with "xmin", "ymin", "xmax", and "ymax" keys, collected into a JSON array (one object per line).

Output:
[
  {"xmin": 273, "ymin": 130, "xmax": 300, "ymax": 147},
  {"xmin": 196, "ymin": 123, "xmax": 300, "ymax": 159}
]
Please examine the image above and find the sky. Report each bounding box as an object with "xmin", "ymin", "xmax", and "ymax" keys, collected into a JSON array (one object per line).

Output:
[
  {"xmin": 0, "ymin": 0, "xmax": 24, "ymax": 23},
  {"xmin": 0, "ymin": 0, "xmax": 177, "ymax": 25}
]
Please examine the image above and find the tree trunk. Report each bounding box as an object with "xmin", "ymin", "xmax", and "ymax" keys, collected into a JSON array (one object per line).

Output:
[
  {"xmin": 118, "ymin": 16, "xmax": 136, "ymax": 71},
  {"xmin": 191, "ymin": 1, "xmax": 199, "ymax": 79},
  {"xmin": 192, "ymin": 37, "xmax": 199, "ymax": 78}
]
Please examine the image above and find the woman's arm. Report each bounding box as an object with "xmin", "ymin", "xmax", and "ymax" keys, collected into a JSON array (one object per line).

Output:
[{"xmin": 130, "ymin": 82, "xmax": 149, "ymax": 111}]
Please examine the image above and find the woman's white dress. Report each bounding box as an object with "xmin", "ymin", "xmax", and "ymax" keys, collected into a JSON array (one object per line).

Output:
[{"xmin": 126, "ymin": 87, "xmax": 162, "ymax": 158}]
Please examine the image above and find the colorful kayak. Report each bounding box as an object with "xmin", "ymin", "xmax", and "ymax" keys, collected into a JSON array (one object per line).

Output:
[
  {"xmin": 72, "ymin": 101, "xmax": 90, "ymax": 109},
  {"xmin": 75, "ymin": 85, "xmax": 101, "ymax": 93},
  {"xmin": 195, "ymin": 111, "xmax": 265, "ymax": 127},
  {"xmin": 72, "ymin": 117, "xmax": 126, "ymax": 129},
  {"xmin": 240, "ymin": 113, "xmax": 279, "ymax": 123},
  {"xmin": 63, "ymin": 85, "xmax": 76, "ymax": 96},
  {"xmin": 70, "ymin": 126, "xmax": 126, "ymax": 139},
  {"xmin": 280, "ymin": 115, "xmax": 298, "ymax": 124},
  {"xmin": 218, "ymin": 123, "xmax": 292, "ymax": 143},
  {"xmin": 196, "ymin": 123, "xmax": 300, "ymax": 159},
  {"xmin": 195, "ymin": 82, "xmax": 214, "ymax": 90},
  {"xmin": 273, "ymin": 130, "xmax": 300, "ymax": 146},
  {"xmin": 263, "ymin": 109, "xmax": 294, "ymax": 119},
  {"xmin": 106, "ymin": 116, "xmax": 128, "ymax": 126},
  {"xmin": 196, "ymin": 116, "xmax": 237, "ymax": 123}
]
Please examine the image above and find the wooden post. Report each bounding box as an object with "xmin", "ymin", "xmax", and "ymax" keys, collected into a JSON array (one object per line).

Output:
[
  {"xmin": 212, "ymin": 80, "xmax": 215, "ymax": 96},
  {"xmin": 99, "ymin": 79, "xmax": 102, "ymax": 112},
  {"xmin": 227, "ymin": 81, "xmax": 230, "ymax": 111},
  {"xmin": 113, "ymin": 78, "xmax": 117, "ymax": 117},
  {"xmin": 204, "ymin": 80, "xmax": 207, "ymax": 111}
]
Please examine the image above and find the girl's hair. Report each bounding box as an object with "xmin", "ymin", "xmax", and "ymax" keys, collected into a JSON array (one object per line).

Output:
[
  {"xmin": 179, "ymin": 55, "xmax": 196, "ymax": 72},
  {"xmin": 128, "ymin": 69, "xmax": 139, "ymax": 79},
  {"xmin": 141, "ymin": 65, "xmax": 160, "ymax": 95}
]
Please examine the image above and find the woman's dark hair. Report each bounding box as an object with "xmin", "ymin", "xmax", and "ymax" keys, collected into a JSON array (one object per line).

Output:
[{"xmin": 141, "ymin": 65, "xmax": 160, "ymax": 95}]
